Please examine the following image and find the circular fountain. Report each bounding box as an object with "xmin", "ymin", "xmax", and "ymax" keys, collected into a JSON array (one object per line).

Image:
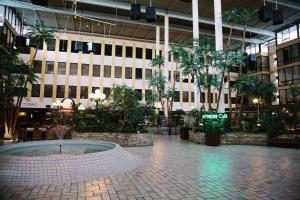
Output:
[{"xmin": 0, "ymin": 140, "xmax": 142, "ymax": 185}]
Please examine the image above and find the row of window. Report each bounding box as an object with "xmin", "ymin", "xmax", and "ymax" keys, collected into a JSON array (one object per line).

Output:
[
  {"xmin": 40, "ymin": 39, "xmax": 155, "ymax": 59},
  {"xmin": 277, "ymin": 43, "xmax": 300, "ymax": 66},
  {"xmin": 277, "ymin": 25, "xmax": 300, "ymax": 45},
  {"xmin": 279, "ymin": 88, "xmax": 300, "ymax": 104},
  {"xmin": 278, "ymin": 65, "xmax": 300, "ymax": 87},
  {"xmin": 34, "ymin": 61, "xmax": 155, "ymax": 79},
  {"xmin": 248, "ymin": 56, "xmax": 269, "ymax": 72},
  {"xmin": 31, "ymin": 84, "xmax": 196, "ymax": 102}
]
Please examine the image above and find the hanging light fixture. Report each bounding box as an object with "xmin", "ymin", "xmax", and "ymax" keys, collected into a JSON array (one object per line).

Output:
[
  {"xmin": 131, "ymin": 0, "xmax": 141, "ymax": 20},
  {"xmin": 273, "ymin": 1, "xmax": 283, "ymax": 25},
  {"xmin": 258, "ymin": 0, "xmax": 273, "ymax": 22},
  {"xmin": 146, "ymin": 0, "xmax": 156, "ymax": 22}
]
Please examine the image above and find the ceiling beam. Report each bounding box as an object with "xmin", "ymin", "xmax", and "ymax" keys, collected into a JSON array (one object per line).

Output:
[
  {"xmin": 266, "ymin": 0, "xmax": 300, "ymax": 10},
  {"xmin": 72, "ymin": 0, "xmax": 275, "ymax": 37},
  {"xmin": 1, "ymin": 0, "xmax": 266, "ymax": 44}
]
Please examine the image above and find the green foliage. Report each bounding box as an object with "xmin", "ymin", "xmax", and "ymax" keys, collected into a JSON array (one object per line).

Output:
[
  {"xmin": 233, "ymin": 75, "xmax": 276, "ymax": 103},
  {"xmin": 73, "ymin": 85, "xmax": 152, "ymax": 133},
  {"xmin": 26, "ymin": 20, "xmax": 56, "ymax": 48},
  {"xmin": 261, "ymin": 107, "xmax": 299, "ymax": 137},
  {"xmin": 151, "ymin": 55, "xmax": 164, "ymax": 68},
  {"xmin": 223, "ymin": 7, "xmax": 256, "ymax": 25}
]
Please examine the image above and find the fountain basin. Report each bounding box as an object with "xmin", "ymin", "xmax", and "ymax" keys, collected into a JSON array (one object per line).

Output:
[
  {"xmin": 0, "ymin": 140, "xmax": 115, "ymax": 156},
  {"xmin": 0, "ymin": 140, "xmax": 142, "ymax": 185}
]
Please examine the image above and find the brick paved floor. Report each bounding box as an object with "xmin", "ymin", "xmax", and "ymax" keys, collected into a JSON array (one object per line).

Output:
[{"xmin": 1, "ymin": 135, "xmax": 300, "ymax": 200}]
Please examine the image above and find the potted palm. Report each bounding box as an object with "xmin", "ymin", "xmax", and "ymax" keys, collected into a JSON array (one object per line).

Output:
[{"xmin": 201, "ymin": 119, "xmax": 224, "ymax": 146}]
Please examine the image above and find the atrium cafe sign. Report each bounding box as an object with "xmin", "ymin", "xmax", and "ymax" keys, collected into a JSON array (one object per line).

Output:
[{"xmin": 202, "ymin": 113, "xmax": 228, "ymax": 120}]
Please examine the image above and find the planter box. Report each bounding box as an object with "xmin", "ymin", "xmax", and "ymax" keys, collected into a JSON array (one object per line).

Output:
[
  {"xmin": 205, "ymin": 132, "xmax": 221, "ymax": 146},
  {"xmin": 180, "ymin": 127, "xmax": 189, "ymax": 140}
]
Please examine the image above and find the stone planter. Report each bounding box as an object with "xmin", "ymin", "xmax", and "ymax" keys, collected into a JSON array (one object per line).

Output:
[
  {"xmin": 73, "ymin": 132, "xmax": 153, "ymax": 147},
  {"xmin": 205, "ymin": 132, "xmax": 221, "ymax": 146}
]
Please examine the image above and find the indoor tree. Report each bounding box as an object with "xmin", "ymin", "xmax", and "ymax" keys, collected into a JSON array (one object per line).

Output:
[{"xmin": 0, "ymin": 45, "xmax": 38, "ymax": 139}]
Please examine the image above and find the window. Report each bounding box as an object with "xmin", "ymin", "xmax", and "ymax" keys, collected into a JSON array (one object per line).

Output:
[
  {"xmin": 278, "ymin": 69, "xmax": 285, "ymax": 86},
  {"xmin": 56, "ymin": 85, "xmax": 65, "ymax": 98},
  {"xmin": 290, "ymin": 43, "xmax": 300, "ymax": 63},
  {"xmin": 277, "ymin": 49, "xmax": 284, "ymax": 66},
  {"xmin": 45, "ymin": 61, "xmax": 54, "ymax": 74},
  {"xmin": 261, "ymin": 56, "xmax": 269, "ymax": 71},
  {"xmin": 47, "ymin": 39, "xmax": 56, "ymax": 51},
  {"xmin": 104, "ymin": 65, "xmax": 111, "ymax": 77},
  {"xmin": 70, "ymin": 63, "xmax": 78, "ymax": 75},
  {"xmin": 145, "ymin": 69, "xmax": 152, "ymax": 80},
  {"xmin": 115, "ymin": 66, "xmax": 122, "ymax": 78},
  {"xmin": 182, "ymin": 75, "xmax": 189, "ymax": 83},
  {"xmin": 33, "ymin": 61, "xmax": 42, "ymax": 73},
  {"xmin": 103, "ymin": 87, "xmax": 110, "ymax": 97},
  {"xmin": 81, "ymin": 64, "xmax": 89, "ymax": 76},
  {"xmin": 93, "ymin": 43, "xmax": 101, "ymax": 55},
  {"xmin": 80, "ymin": 86, "xmax": 88, "ymax": 99},
  {"xmin": 44, "ymin": 85, "xmax": 52, "ymax": 98},
  {"xmin": 224, "ymin": 94, "xmax": 228, "ymax": 104},
  {"xmin": 277, "ymin": 25, "xmax": 299, "ymax": 45},
  {"xmin": 105, "ymin": 44, "xmax": 112, "ymax": 56},
  {"xmin": 201, "ymin": 92, "xmax": 205, "ymax": 103},
  {"xmin": 93, "ymin": 65, "xmax": 100, "ymax": 77},
  {"xmin": 69, "ymin": 86, "xmax": 77, "ymax": 98},
  {"xmin": 135, "ymin": 68, "xmax": 142, "ymax": 79},
  {"xmin": 191, "ymin": 92, "xmax": 194, "ymax": 103},
  {"xmin": 125, "ymin": 67, "xmax": 132, "ymax": 79},
  {"xmin": 283, "ymin": 47, "xmax": 290, "ymax": 65},
  {"xmin": 174, "ymin": 91, "xmax": 180, "ymax": 102},
  {"xmin": 71, "ymin": 41, "xmax": 82, "ymax": 53},
  {"xmin": 279, "ymin": 89, "xmax": 287, "ymax": 104},
  {"xmin": 146, "ymin": 48, "xmax": 152, "ymax": 60},
  {"xmin": 115, "ymin": 45, "xmax": 122, "ymax": 57},
  {"xmin": 136, "ymin": 47, "xmax": 143, "ymax": 59},
  {"xmin": 135, "ymin": 89, "xmax": 142, "ymax": 101},
  {"xmin": 58, "ymin": 62, "xmax": 66, "ymax": 75},
  {"xmin": 82, "ymin": 42, "xmax": 89, "ymax": 54},
  {"xmin": 286, "ymin": 67, "xmax": 293, "ymax": 83},
  {"xmin": 183, "ymin": 91, "xmax": 189, "ymax": 102},
  {"xmin": 126, "ymin": 46, "xmax": 132, "ymax": 58},
  {"xmin": 31, "ymin": 84, "xmax": 40, "ymax": 97},
  {"xmin": 174, "ymin": 71, "xmax": 180, "ymax": 82},
  {"xmin": 59, "ymin": 40, "xmax": 68, "ymax": 52},
  {"xmin": 293, "ymin": 66, "xmax": 300, "ymax": 83}
]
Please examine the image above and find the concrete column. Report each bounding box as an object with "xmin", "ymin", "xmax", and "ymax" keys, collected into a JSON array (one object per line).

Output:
[
  {"xmin": 156, "ymin": 26, "xmax": 160, "ymax": 57},
  {"xmin": 214, "ymin": 0, "xmax": 225, "ymax": 112},
  {"xmin": 192, "ymin": 0, "xmax": 200, "ymax": 109},
  {"xmin": 164, "ymin": 15, "xmax": 169, "ymax": 118}
]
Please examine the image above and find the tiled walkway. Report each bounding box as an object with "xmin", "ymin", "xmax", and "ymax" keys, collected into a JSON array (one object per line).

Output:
[{"xmin": 1, "ymin": 135, "xmax": 300, "ymax": 200}]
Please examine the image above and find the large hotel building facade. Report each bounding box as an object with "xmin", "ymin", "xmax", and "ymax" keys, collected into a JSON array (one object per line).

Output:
[{"xmin": 1, "ymin": 4, "xmax": 300, "ymax": 114}]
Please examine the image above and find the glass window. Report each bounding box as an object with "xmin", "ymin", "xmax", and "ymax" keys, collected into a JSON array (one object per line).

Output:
[
  {"xmin": 93, "ymin": 43, "xmax": 101, "ymax": 55},
  {"xmin": 283, "ymin": 47, "xmax": 290, "ymax": 65},
  {"xmin": 224, "ymin": 94, "xmax": 228, "ymax": 104},
  {"xmin": 290, "ymin": 43, "xmax": 300, "ymax": 63},
  {"xmin": 47, "ymin": 39, "xmax": 56, "ymax": 51},
  {"xmin": 135, "ymin": 68, "xmax": 142, "ymax": 79},
  {"xmin": 115, "ymin": 66, "xmax": 122, "ymax": 78},
  {"xmin": 277, "ymin": 31, "xmax": 283, "ymax": 45},
  {"xmin": 287, "ymin": 89, "xmax": 294, "ymax": 103},
  {"xmin": 126, "ymin": 46, "xmax": 132, "ymax": 58},
  {"xmin": 45, "ymin": 61, "xmax": 54, "ymax": 74},
  {"xmin": 125, "ymin": 67, "xmax": 132, "ymax": 79},
  {"xmin": 93, "ymin": 65, "xmax": 100, "ymax": 77},
  {"xmin": 286, "ymin": 67, "xmax": 293, "ymax": 82},
  {"xmin": 58, "ymin": 62, "xmax": 66, "ymax": 75},
  {"xmin": 191, "ymin": 92, "xmax": 194, "ymax": 103},
  {"xmin": 0, "ymin": 6, "xmax": 4, "ymax": 17},
  {"xmin": 80, "ymin": 86, "xmax": 88, "ymax": 99},
  {"xmin": 277, "ymin": 49, "xmax": 284, "ymax": 66},
  {"xmin": 56, "ymin": 85, "xmax": 65, "ymax": 98},
  {"xmin": 33, "ymin": 61, "xmax": 42, "ymax": 73},
  {"xmin": 174, "ymin": 71, "xmax": 180, "ymax": 82},
  {"xmin": 44, "ymin": 85, "xmax": 53, "ymax": 98},
  {"xmin": 145, "ymin": 69, "xmax": 152, "ymax": 80},
  {"xmin": 104, "ymin": 65, "xmax": 111, "ymax": 77},
  {"xmin": 290, "ymin": 25, "xmax": 298, "ymax": 40},
  {"xmin": 70, "ymin": 63, "xmax": 78, "ymax": 75},
  {"xmin": 59, "ymin": 40, "xmax": 68, "ymax": 52},
  {"xmin": 293, "ymin": 65, "xmax": 300, "ymax": 83},
  {"xmin": 81, "ymin": 64, "xmax": 89, "ymax": 76},
  {"xmin": 174, "ymin": 91, "xmax": 180, "ymax": 102},
  {"xmin": 135, "ymin": 89, "xmax": 142, "ymax": 101},
  {"xmin": 261, "ymin": 56, "xmax": 269, "ymax": 71},
  {"xmin": 103, "ymin": 87, "xmax": 110, "ymax": 97},
  {"xmin": 115, "ymin": 45, "xmax": 122, "ymax": 57},
  {"xmin": 31, "ymin": 84, "xmax": 40, "ymax": 97},
  {"xmin": 136, "ymin": 47, "xmax": 143, "ymax": 59},
  {"xmin": 183, "ymin": 91, "xmax": 189, "ymax": 102},
  {"xmin": 278, "ymin": 69, "xmax": 285, "ymax": 86},
  {"xmin": 146, "ymin": 49, "xmax": 152, "ymax": 60},
  {"xmin": 105, "ymin": 44, "xmax": 112, "ymax": 56},
  {"xmin": 69, "ymin": 86, "xmax": 77, "ymax": 99}
]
